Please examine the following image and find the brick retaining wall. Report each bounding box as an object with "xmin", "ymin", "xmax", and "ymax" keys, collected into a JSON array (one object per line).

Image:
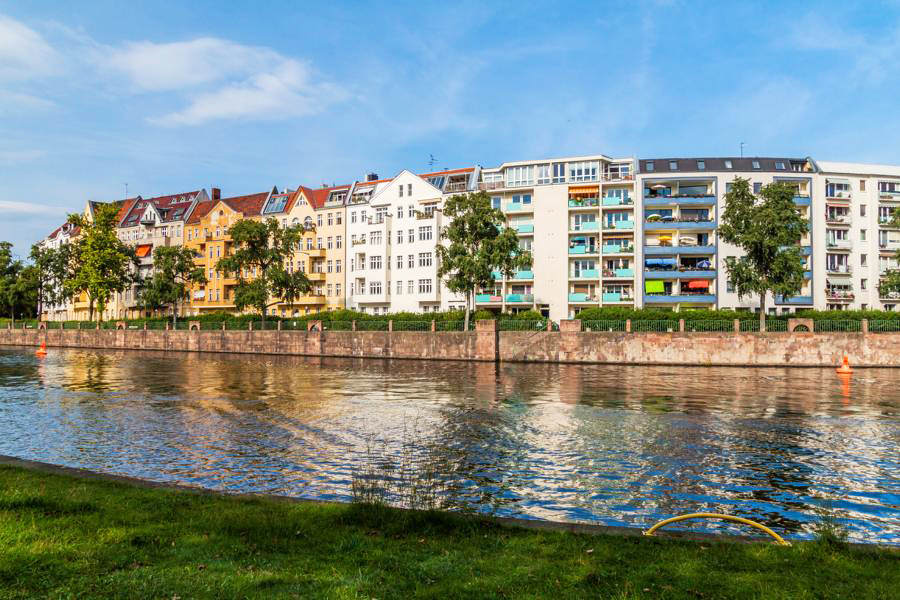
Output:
[{"xmin": 4, "ymin": 320, "xmax": 900, "ymax": 366}]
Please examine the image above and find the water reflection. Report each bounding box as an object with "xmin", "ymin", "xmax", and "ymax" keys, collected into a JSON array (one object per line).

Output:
[{"xmin": 1, "ymin": 347, "xmax": 898, "ymax": 544}]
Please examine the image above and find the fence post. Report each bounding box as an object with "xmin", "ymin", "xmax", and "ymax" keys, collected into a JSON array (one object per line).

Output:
[
  {"xmin": 351, "ymin": 320, "xmax": 357, "ymax": 332},
  {"xmin": 222, "ymin": 322, "xmax": 226, "ymax": 331},
  {"xmin": 431, "ymin": 320, "xmax": 436, "ymax": 332},
  {"xmin": 388, "ymin": 320, "xmax": 394, "ymax": 332},
  {"xmin": 248, "ymin": 321, "xmax": 253, "ymax": 331},
  {"xmin": 861, "ymin": 319, "xmax": 868, "ymax": 334},
  {"xmin": 679, "ymin": 319, "xmax": 685, "ymax": 332},
  {"xmin": 277, "ymin": 320, "xmax": 282, "ymax": 331},
  {"xmin": 165, "ymin": 322, "xmax": 171, "ymax": 331},
  {"xmin": 626, "ymin": 319, "xmax": 631, "ymax": 333},
  {"xmin": 733, "ymin": 319, "xmax": 740, "ymax": 333}
]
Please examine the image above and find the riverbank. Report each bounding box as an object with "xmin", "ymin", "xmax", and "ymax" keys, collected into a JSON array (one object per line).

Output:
[
  {"xmin": 5, "ymin": 320, "xmax": 900, "ymax": 366},
  {"xmin": 0, "ymin": 462, "xmax": 896, "ymax": 599}
]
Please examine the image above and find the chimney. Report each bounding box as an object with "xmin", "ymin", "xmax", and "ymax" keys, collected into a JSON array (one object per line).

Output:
[
  {"xmin": 366, "ymin": 172, "xmax": 378, "ymax": 182},
  {"xmin": 211, "ymin": 187, "xmax": 221, "ymax": 201}
]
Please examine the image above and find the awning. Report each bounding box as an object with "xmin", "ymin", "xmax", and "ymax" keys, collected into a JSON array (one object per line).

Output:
[
  {"xmin": 135, "ymin": 244, "xmax": 153, "ymax": 258},
  {"xmin": 686, "ymin": 280, "xmax": 710, "ymax": 289},
  {"xmin": 645, "ymin": 258, "xmax": 676, "ymax": 267},
  {"xmin": 826, "ymin": 277, "xmax": 849, "ymax": 285},
  {"xmin": 658, "ymin": 235, "xmax": 672, "ymax": 240},
  {"xmin": 645, "ymin": 280, "xmax": 665, "ymax": 293},
  {"xmin": 568, "ymin": 186, "xmax": 599, "ymax": 193}
]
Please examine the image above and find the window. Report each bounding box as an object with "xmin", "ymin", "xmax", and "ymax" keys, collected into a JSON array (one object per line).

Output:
[
  {"xmin": 697, "ymin": 160, "xmax": 705, "ymax": 170},
  {"xmin": 361, "ymin": 210, "xmax": 367, "ymax": 221},
  {"xmin": 396, "ymin": 205, "xmax": 403, "ymax": 218},
  {"xmin": 306, "ymin": 238, "xmax": 313, "ymax": 250},
  {"xmin": 327, "ymin": 260, "xmax": 333, "ymax": 273},
  {"xmin": 327, "ymin": 237, "xmax": 333, "ymax": 249},
  {"xmin": 397, "ymin": 230, "xmax": 403, "ymax": 244},
  {"xmin": 862, "ymin": 278, "xmax": 867, "ymax": 290},
  {"xmin": 408, "ymin": 205, "xmax": 415, "ymax": 218},
  {"xmin": 775, "ymin": 161, "xmax": 786, "ymax": 170},
  {"xmin": 506, "ymin": 165, "xmax": 534, "ymax": 186},
  {"xmin": 861, "ymin": 205, "xmax": 867, "ymax": 217},
  {"xmin": 408, "ymin": 254, "xmax": 414, "ymax": 268},
  {"xmin": 568, "ymin": 161, "xmax": 598, "ymax": 182},
  {"xmin": 418, "ymin": 252, "xmax": 433, "ymax": 267},
  {"xmin": 336, "ymin": 260, "xmax": 341, "ymax": 273},
  {"xmin": 860, "ymin": 180, "xmax": 866, "ymax": 192},
  {"xmin": 399, "ymin": 185, "xmax": 404, "ymax": 197},
  {"xmin": 419, "ymin": 278, "xmax": 433, "ymax": 294},
  {"xmin": 335, "ymin": 283, "xmax": 341, "ymax": 297},
  {"xmin": 317, "ymin": 214, "xmax": 323, "ymax": 227},
  {"xmin": 645, "ymin": 161, "xmax": 654, "ymax": 172},
  {"xmin": 351, "ymin": 211, "xmax": 357, "ymax": 224},
  {"xmin": 336, "ymin": 236, "xmax": 342, "ymax": 248},
  {"xmin": 397, "ymin": 280, "xmax": 403, "ymax": 294},
  {"xmin": 369, "ymin": 231, "xmax": 382, "ymax": 245},
  {"xmin": 419, "ymin": 226, "xmax": 433, "ymax": 241},
  {"xmin": 669, "ymin": 161, "xmax": 678, "ymax": 171},
  {"xmin": 396, "ymin": 254, "xmax": 403, "ymax": 269},
  {"xmin": 752, "ymin": 160, "xmax": 761, "ymax": 169},
  {"xmin": 407, "ymin": 183, "xmax": 412, "ymax": 196},
  {"xmin": 522, "ymin": 194, "xmax": 532, "ymax": 204},
  {"xmin": 537, "ymin": 164, "xmax": 551, "ymax": 184},
  {"xmin": 369, "ymin": 255, "xmax": 382, "ymax": 269},
  {"xmin": 326, "ymin": 284, "xmax": 332, "ymax": 297},
  {"xmin": 369, "ymin": 281, "xmax": 382, "ymax": 295},
  {"xmin": 408, "ymin": 228, "xmax": 414, "ymax": 243},
  {"xmin": 408, "ymin": 280, "xmax": 414, "ymax": 294},
  {"xmin": 491, "ymin": 196, "xmax": 501, "ymax": 210},
  {"xmin": 753, "ymin": 182, "xmax": 762, "ymax": 194},
  {"xmin": 336, "ymin": 213, "xmax": 342, "ymax": 225},
  {"xmin": 724, "ymin": 160, "xmax": 733, "ymax": 169},
  {"xmin": 317, "ymin": 237, "xmax": 323, "ymax": 249},
  {"xmin": 861, "ymin": 254, "xmax": 867, "ymax": 266},
  {"xmin": 552, "ymin": 162, "xmax": 566, "ymax": 183},
  {"xmin": 861, "ymin": 229, "xmax": 867, "ymax": 241}
]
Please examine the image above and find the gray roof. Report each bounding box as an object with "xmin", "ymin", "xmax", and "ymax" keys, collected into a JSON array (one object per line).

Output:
[{"xmin": 638, "ymin": 157, "xmax": 811, "ymax": 175}]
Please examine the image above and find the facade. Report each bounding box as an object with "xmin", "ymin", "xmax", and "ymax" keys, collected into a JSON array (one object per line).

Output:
[{"xmin": 474, "ymin": 155, "xmax": 637, "ymax": 322}]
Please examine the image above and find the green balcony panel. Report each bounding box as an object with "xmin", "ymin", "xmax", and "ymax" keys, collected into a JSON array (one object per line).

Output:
[
  {"xmin": 613, "ymin": 220, "xmax": 635, "ymax": 230},
  {"xmin": 602, "ymin": 245, "xmax": 633, "ymax": 254},
  {"xmin": 514, "ymin": 270, "xmax": 534, "ymax": 279},
  {"xmin": 645, "ymin": 280, "xmax": 665, "ymax": 294},
  {"xmin": 568, "ymin": 293, "xmax": 589, "ymax": 302},
  {"xmin": 575, "ymin": 221, "xmax": 599, "ymax": 231}
]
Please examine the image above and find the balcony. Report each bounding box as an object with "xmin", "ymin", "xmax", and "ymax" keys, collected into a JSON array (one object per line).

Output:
[
  {"xmin": 826, "ymin": 265, "xmax": 852, "ymax": 275},
  {"xmin": 568, "ymin": 245, "xmax": 598, "ymax": 255},
  {"xmin": 568, "ymin": 198, "xmax": 599, "ymax": 208},
  {"xmin": 478, "ymin": 181, "xmax": 505, "ymax": 191},
  {"xmin": 475, "ymin": 294, "xmax": 502, "ymax": 303},
  {"xmin": 880, "ymin": 242, "xmax": 900, "ymax": 252},
  {"xmin": 879, "ymin": 217, "xmax": 899, "ymax": 228},
  {"xmin": 644, "ymin": 245, "xmax": 716, "ymax": 256},
  {"xmin": 826, "ymin": 240, "xmax": 852, "ymax": 251},
  {"xmin": 568, "ymin": 293, "xmax": 597, "ymax": 303},
  {"xmin": 793, "ymin": 195, "xmax": 812, "ymax": 206},
  {"xmin": 775, "ymin": 295, "xmax": 814, "ymax": 305},
  {"xmin": 292, "ymin": 294, "xmax": 327, "ymax": 305},
  {"xmin": 601, "ymin": 244, "xmax": 634, "ymax": 254},
  {"xmin": 643, "ymin": 294, "xmax": 716, "ymax": 304},
  {"xmin": 513, "ymin": 270, "xmax": 534, "ymax": 280},
  {"xmin": 571, "ymin": 221, "xmax": 599, "ymax": 232},
  {"xmin": 643, "ymin": 195, "xmax": 717, "ymax": 206},
  {"xmin": 602, "ymin": 292, "xmax": 634, "ymax": 303},
  {"xmin": 644, "ymin": 270, "xmax": 717, "ymax": 279},
  {"xmin": 446, "ymin": 181, "xmax": 468, "ymax": 192},
  {"xmin": 571, "ymin": 269, "xmax": 599, "ymax": 279},
  {"xmin": 506, "ymin": 203, "xmax": 533, "ymax": 213},
  {"xmin": 604, "ymin": 220, "xmax": 634, "ymax": 230},
  {"xmin": 492, "ymin": 270, "xmax": 503, "ymax": 280},
  {"xmin": 825, "ymin": 215, "xmax": 851, "ymax": 226},
  {"xmin": 603, "ymin": 268, "xmax": 634, "ymax": 278},
  {"xmin": 306, "ymin": 272, "xmax": 326, "ymax": 282},
  {"xmin": 505, "ymin": 293, "xmax": 534, "ymax": 303},
  {"xmin": 644, "ymin": 219, "xmax": 716, "ymax": 231},
  {"xmin": 825, "ymin": 291, "xmax": 855, "ymax": 302},
  {"xmin": 602, "ymin": 196, "xmax": 633, "ymax": 207},
  {"xmin": 514, "ymin": 224, "xmax": 535, "ymax": 234}
]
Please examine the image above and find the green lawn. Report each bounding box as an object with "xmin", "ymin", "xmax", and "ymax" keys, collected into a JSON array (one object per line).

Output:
[{"xmin": 0, "ymin": 465, "xmax": 896, "ymax": 599}]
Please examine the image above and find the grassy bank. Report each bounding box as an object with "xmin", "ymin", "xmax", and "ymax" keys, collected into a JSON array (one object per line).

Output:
[{"xmin": 0, "ymin": 465, "xmax": 896, "ymax": 599}]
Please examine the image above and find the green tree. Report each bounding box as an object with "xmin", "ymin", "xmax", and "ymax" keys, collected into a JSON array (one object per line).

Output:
[
  {"xmin": 719, "ymin": 178, "xmax": 807, "ymax": 331},
  {"xmin": 0, "ymin": 242, "xmax": 26, "ymax": 324},
  {"xmin": 29, "ymin": 243, "xmax": 75, "ymax": 320},
  {"xmin": 138, "ymin": 246, "xmax": 207, "ymax": 327},
  {"xmin": 877, "ymin": 207, "xmax": 900, "ymax": 299},
  {"xmin": 67, "ymin": 203, "xmax": 137, "ymax": 323},
  {"xmin": 216, "ymin": 218, "xmax": 311, "ymax": 323},
  {"xmin": 436, "ymin": 191, "xmax": 533, "ymax": 330}
]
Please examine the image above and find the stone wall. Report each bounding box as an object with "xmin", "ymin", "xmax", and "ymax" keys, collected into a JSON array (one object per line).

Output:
[{"xmin": 4, "ymin": 320, "xmax": 900, "ymax": 366}]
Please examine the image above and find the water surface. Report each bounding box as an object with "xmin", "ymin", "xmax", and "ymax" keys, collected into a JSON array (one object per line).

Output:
[{"xmin": 0, "ymin": 347, "xmax": 897, "ymax": 543}]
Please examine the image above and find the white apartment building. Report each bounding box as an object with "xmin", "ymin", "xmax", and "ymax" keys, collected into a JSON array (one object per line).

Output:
[
  {"xmin": 344, "ymin": 168, "xmax": 478, "ymax": 314},
  {"xmin": 473, "ymin": 155, "xmax": 637, "ymax": 322}
]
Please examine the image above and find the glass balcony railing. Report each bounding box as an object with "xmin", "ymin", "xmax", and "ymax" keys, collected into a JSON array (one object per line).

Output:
[
  {"xmin": 505, "ymin": 293, "xmax": 534, "ymax": 303},
  {"xmin": 568, "ymin": 293, "xmax": 595, "ymax": 302},
  {"xmin": 612, "ymin": 220, "xmax": 634, "ymax": 230},
  {"xmin": 514, "ymin": 224, "xmax": 534, "ymax": 233},
  {"xmin": 475, "ymin": 294, "xmax": 502, "ymax": 303},
  {"xmin": 602, "ymin": 292, "xmax": 634, "ymax": 302},
  {"xmin": 602, "ymin": 196, "xmax": 633, "ymax": 206},
  {"xmin": 568, "ymin": 245, "xmax": 597, "ymax": 255},
  {"xmin": 572, "ymin": 221, "xmax": 599, "ymax": 231},
  {"xmin": 568, "ymin": 198, "xmax": 599, "ymax": 208},
  {"xmin": 571, "ymin": 268, "xmax": 599, "ymax": 279},
  {"xmin": 513, "ymin": 270, "xmax": 534, "ymax": 279},
  {"xmin": 602, "ymin": 244, "xmax": 634, "ymax": 254},
  {"xmin": 506, "ymin": 202, "xmax": 533, "ymax": 212},
  {"xmin": 491, "ymin": 270, "xmax": 503, "ymax": 280}
]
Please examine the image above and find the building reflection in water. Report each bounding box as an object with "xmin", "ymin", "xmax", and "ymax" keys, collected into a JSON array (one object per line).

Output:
[{"xmin": 3, "ymin": 347, "xmax": 898, "ymax": 543}]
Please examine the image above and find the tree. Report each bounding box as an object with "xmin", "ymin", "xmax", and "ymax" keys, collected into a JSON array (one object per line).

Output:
[
  {"xmin": 719, "ymin": 178, "xmax": 807, "ymax": 331},
  {"xmin": 0, "ymin": 242, "xmax": 25, "ymax": 324},
  {"xmin": 436, "ymin": 191, "xmax": 533, "ymax": 330},
  {"xmin": 67, "ymin": 203, "xmax": 138, "ymax": 323},
  {"xmin": 137, "ymin": 246, "xmax": 207, "ymax": 327},
  {"xmin": 215, "ymin": 218, "xmax": 310, "ymax": 323},
  {"xmin": 29, "ymin": 243, "xmax": 75, "ymax": 320},
  {"xmin": 878, "ymin": 207, "xmax": 900, "ymax": 299}
]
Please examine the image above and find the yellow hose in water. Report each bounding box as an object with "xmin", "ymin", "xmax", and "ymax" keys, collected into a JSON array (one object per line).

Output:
[{"xmin": 643, "ymin": 513, "xmax": 791, "ymax": 546}]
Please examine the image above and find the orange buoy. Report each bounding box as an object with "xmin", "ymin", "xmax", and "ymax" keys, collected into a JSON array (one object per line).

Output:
[
  {"xmin": 35, "ymin": 341, "xmax": 47, "ymax": 357},
  {"xmin": 836, "ymin": 355, "xmax": 852, "ymax": 374}
]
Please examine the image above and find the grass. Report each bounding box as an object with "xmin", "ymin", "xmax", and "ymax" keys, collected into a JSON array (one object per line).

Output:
[{"xmin": 0, "ymin": 465, "xmax": 897, "ymax": 599}]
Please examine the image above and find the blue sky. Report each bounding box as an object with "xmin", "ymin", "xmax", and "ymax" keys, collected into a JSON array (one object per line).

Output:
[{"xmin": 2, "ymin": 0, "xmax": 900, "ymax": 256}]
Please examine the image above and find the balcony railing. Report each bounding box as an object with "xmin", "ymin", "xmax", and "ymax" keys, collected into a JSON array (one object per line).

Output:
[
  {"xmin": 505, "ymin": 293, "xmax": 534, "ymax": 303},
  {"xmin": 826, "ymin": 240, "xmax": 852, "ymax": 250},
  {"xmin": 826, "ymin": 215, "xmax": 851, "ymax": 225},
  {"xmin": 602, "ymin": 292, "xmax": 634, "ymax": 302},
  {"xmin": 602, "ymin": 196, "xmax": 633, "ymax": 206},
  {"xmin": 446, "ymin": 181, "xmax": 468, "ymax": 192},
  {"xmin": 513, "ymin": 270, "xmax": 534, "ymax": 279},
  {"xmin": 602, "ymin": 244, "xmax": 635, "ymax": 254},
  {"xmin": 604, "ymin": 220, "xmax": 634, "ymax": 230},
  {"xmin": 571, "ymin": 221, "xmax": 599, "ymax": 231},
  {"xmin": 478, "ymin": 181, "xmax": 505, "ymax": 191},
  {"xmin": 475, "ymin": 294, "xmax": 503, "ymax": 303},
  {"xmin": 568, "ymin": 245, "xmax": 598, "ymax": 255},
  {"xmin": 568, "ymin": 198, "xmax": 599, "ymax": 208},
  {"xmin": 603, "ymin": 268, "xmax": 634, "ymax": 278},
  {"xmin": 571, "ymin": 268, "xmax": 599, "ymax": 279},
  {"xmin": 826, "ymin": 265, "xmax": 852, "ymax": 274},
  {"xmin": 506, "ymin": 202, "xmax": 533, "ymax": 212},
  {"xmin": 515, "ymin": 223, "xmax": 535, "ymax": 233},
  {"xmin": 568, "ymin": 293, "xmax": 597, "ymax": 302},
  {"xmin": 826, "ymin": 291, "xmax": 855, "ymax": 301}
]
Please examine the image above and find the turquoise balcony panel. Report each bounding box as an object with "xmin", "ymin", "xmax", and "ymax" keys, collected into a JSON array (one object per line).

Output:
[
  {"xmin": 602, "ymin": 292, "xmax": 622, "ymax": 302},
  {"xmin": 568, "ymin": 198, "xmax": 599, "ymax": 208},
  {"xmin": 613, "ymin": 220, "xmax": 635, "ymax": 230},
  {"xmin": 602, "ymin": 244, "xmax": 634, "ymax": 254},
  {"xmin": 506, "ymin": 293, "xmax": 534, "ymax": 303},
  {"xmin": 513, "ymin": 270, "xmax": 534, "ymax": 279},
  {"xmin": 475, "ymin": 294, "xmax": 492, "ymax": 303},
  {"xmin": 644, "ymin": 220, "xmax": 717, "ymax": 231},
  {"xmin": 491, "ymin": 270, "xmax": 503, "ymax": 280},
  {"xmin": 568, "ymin": 293, "xmax": 590, "ymax": 302},
  {"xmin": 643, "ymin": 294, "xmax": 716, "ymax": 304},
  {"xmin": 573, "ymin": 268, "xmax": 599, "ymax": 279},
  {"xmin": 568, "ymin": 245, "xmax": 587, "ymax": 254},
  {"xmin": 515, "ymin": 224, "xmax": 534, "ymax": 233},
  {"xmin": 602, "ymin": 196, "xmax": 632, "ymax": 206},
  {"xmin": 574, "ymin": 221, "xmax": 599, "ymax": 231},
  {"xmin": 614, "ymin": 268, "xmax": 634, "ymax": 278}
]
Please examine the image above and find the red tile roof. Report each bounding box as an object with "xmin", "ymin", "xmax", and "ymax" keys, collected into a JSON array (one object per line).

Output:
[
  {"xmin": 220, "ymin": 191, "xmax": 270, "ymax": 217},
  {"xmin": 119, "ymin": 190, "xmax": 202, "ymax": 227},
  {"xmin": 295, "ymin": 185, "xmax": 351, "ymax": 210},
  {"xmin": 185, "ymin": 199, "xmax": 216, "ymax": 225}
]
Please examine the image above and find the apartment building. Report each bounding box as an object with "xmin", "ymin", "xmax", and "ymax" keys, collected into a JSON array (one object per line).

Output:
[
  {"xmin": 635, "ymin": 157, "xmax": 816, "ymax": 313},
  {"xmin": 38, "ymin": 221, "xmax": 80, "ymax": 321},
  {"xmin": 345, "ymin": 168, "xmax": 477, "ymax": 314},
  {"xmin": 472, "ymin": 155, "xmax": 637, "ymax": 322}
]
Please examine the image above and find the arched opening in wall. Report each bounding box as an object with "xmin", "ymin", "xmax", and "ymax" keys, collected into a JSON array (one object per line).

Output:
[{"xmin": 793, "ymin": 324, "xmax": 810, "ymax": 332}]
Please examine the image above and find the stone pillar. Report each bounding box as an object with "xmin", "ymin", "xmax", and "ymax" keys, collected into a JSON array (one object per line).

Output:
[
  {"xmin": 116, "ymin": 321, "xmax": 126, "ymax": 330},
  {"xmin": 277, "ymin": 320, "xmax": 282, "ymax": 331},
  {"xmin": 861, "ymin": 319, "xmax": 868, "ymax": 334},
  {"xmin": 143, "ymin": 322, "xmax": 148, "ymax": 331},
  {"xmin": 475, "ymin": 319, "xmax": 499, "ymax": 362},
  {"xmin": 248, "ymin": 321, "xmax": 253, "ymax": 331},
  {"xmin": 626, "ymin": 319, "xmax": 631, "ymax": 333},
  {"xmin": 679, "ymin": 319, "xmax": 685, "ymax": 332},
  {"xmin": 351, "ymin": 320, "xmax": 357, "ymax": 332},
  {"xmin": 165, "ymin": 322, "xmax": 171, "ymax": 331},
  {"xmin": 546, "ymin": 319, "xmax": 552, "ymax": 331},
  {"xmin": 733, "ymin": 319, "xmax": 740, "ymax": 333},
  {"xmin": 431, "ymin": 320, "xmax": 436, "ymax": 332},
  {"xmin": 388, "ymin": 320, "xmax": 394, "ymax": 332},
  {"xmin": 559, "ymin": 319, "xmax": 581, "ymax": 333},
  {"xmin": 221, "ymin": 322, "xmax": 226, "ymax": 331}
]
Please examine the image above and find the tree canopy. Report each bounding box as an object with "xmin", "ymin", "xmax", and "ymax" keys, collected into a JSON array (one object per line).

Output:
[
  {"xmin": 436, "ymin": 191, "xmax": 532, "ymax": 329},
  {"xmin": 138, "ymin": 246, "xmax": 207, "ymax": 325},
  {"xmin": 719, "ymin": 178, "xmax": 807, "ymax": 329}
]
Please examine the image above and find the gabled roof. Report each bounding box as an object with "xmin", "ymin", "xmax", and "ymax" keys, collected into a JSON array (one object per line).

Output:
[
  {"xmin": 119, "ymin": 190, "xmax": 202, "ymax": 227},
  {"xmin": 186, "ymin": 200, "xmax": 216, "ymax": 225},
  {"xmin": 296, "ymin": 184, "xmax": 351, "ymax": 210},
  {"xmin": 418, "ymin": 167, "xmax": 475, "ymax": 178},
  {"xmin": 220, "ymin": 190, "xmax": 271, "ymax": 217}
]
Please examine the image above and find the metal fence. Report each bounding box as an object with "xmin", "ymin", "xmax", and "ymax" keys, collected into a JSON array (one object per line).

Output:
[
  {"xmin": 393, "ymin": 321, "xmax": 433, "ymax": 332},
  {"xmin": 355, "ymin": 320, "xmax": 390, "ymax": 331},
  {"xmin": 683, "ymin": 320, "xmax": 734, "ymax": 332},
  {"xmin": 322, "ymin": 320, "xmax": 353, "ymax": 331},
  {"xmin": 630, "ymin": 320, "xmax": 680, "ymax": 332},
  {"xmin": 498, "ymin": 320, "xmax": 550, "ymax": 331},
  {"xmin": 868, "ymin": 320, "xmax": 900, "ymax": 332},
  {"xmin": 581, "ymin": 320, "xmax": 627, "ymax": 332},
  {"xmin": 814, "ymin": 320, "xmax": 862, "ymax": 332}
]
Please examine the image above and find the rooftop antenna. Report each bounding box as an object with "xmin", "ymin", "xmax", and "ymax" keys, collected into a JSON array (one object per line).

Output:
[
  {"xmin": 740, "ymin": 142, "xmax": 745, "ymax": 158},
  {"xmin": 428, "ymin": 154, "xmax": 438, "ymax": 168},
  {"xmin": 124, "ymin": 182, "xmax": 128, "ymax": 199}
]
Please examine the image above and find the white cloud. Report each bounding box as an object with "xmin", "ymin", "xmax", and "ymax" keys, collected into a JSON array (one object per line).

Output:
[
  {"xmin": 0, "ymin": 200, "xmax": 68, "ymax": 216},
  {"xmin": 0, "ymin": 14, "xmax": 60, "ymax": 81},
  {"xmin": 102, "ymin": 37, "xmax": 346, "ymax": 125}
]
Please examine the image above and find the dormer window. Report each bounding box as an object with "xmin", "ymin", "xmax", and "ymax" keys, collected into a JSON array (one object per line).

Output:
[
  {"xmin": 775, "ymin": 161, "xmax": 786, "ymax": 170},
  {"xmin": 697, "ymin": 160, "xmax": 706, "ymax": 170},
  {"xmin": 645, "ymin": 161, "xmax": 654, "ymax": 172},
  {"xmin": 724, "ymin": 160, "xmax": 733, "ymax": 169},
  {"xmin": 752, "ymin": 160, "xmax": 761, "ymax": 169},
  {"xmin": 669, "ymin": 161, "xmax": 678, "ymax": 171}
]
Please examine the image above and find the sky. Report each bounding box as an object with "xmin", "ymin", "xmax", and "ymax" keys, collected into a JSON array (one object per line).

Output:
[{"xmin": 2, "ymin": 0, "xmax": 900, "ymax": 256}]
